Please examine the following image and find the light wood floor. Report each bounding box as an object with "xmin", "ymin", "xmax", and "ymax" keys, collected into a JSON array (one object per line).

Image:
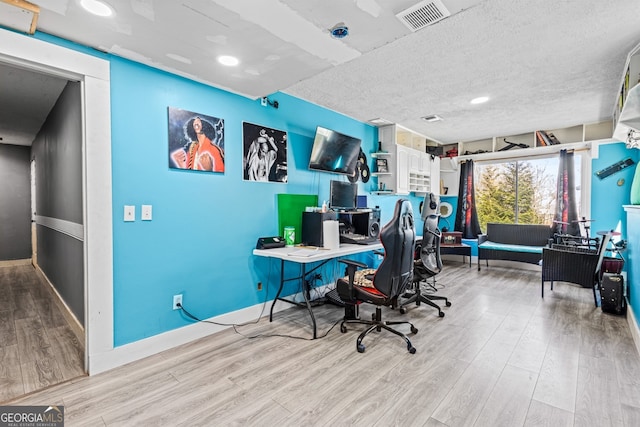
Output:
[
  {"xmin": 0, "ymin": 264, "xmax": 85, "ymax": 402},
  {"xmin": 5, "ymin": 262, "xmax": 640, "ymax": 426}
]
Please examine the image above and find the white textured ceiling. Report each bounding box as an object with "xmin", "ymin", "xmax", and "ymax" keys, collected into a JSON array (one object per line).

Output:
[{"xmin": 2, "ymin": 0, "xmax": 640, "ymax": 146}]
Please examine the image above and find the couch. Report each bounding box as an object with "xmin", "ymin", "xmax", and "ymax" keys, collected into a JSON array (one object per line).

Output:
[{"xmin": 478, "ymin": 223, "xmax": 552, "ymax": 270}]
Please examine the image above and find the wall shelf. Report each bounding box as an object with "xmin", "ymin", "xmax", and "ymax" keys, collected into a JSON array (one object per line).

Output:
[
  {"xmin": 376, "ymin": 124, "xmax": 440, "ymax": 195},
  {"xmin": 448, "ymin": 121, "xmax": 613, "ymax": 162}
]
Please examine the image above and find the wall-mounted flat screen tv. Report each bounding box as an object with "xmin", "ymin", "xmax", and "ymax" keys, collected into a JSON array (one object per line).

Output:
[{"xmin": 308, "ymin": 126, "xmax": 362, "ymax": 176}]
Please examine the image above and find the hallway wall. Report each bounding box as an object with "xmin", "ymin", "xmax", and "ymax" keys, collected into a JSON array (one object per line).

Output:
[
  {"xmin": 0, "ymin": 144, "xmax": 31, "ymax": 260},
  {"xmin": 31, "ymin": 81, "xmax": 84, "ymax": 325}
]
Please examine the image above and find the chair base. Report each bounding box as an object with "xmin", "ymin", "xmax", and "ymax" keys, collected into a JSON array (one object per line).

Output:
[
  {"xmin": 340, "ymin": 306, "xmax": 417, "ymax": 354},
  {"xmin": 399, "ymin": 279, "xmax": 451, "ymax": 317}
]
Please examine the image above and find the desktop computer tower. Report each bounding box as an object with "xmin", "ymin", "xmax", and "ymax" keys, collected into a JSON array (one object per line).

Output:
[
  {"xmin": 301, "ymin": 211, "xmax": 337, "ymax": 246},
  {"xmin": 352, "ymin": 208, "xmax": 381, "ymax": 238}
]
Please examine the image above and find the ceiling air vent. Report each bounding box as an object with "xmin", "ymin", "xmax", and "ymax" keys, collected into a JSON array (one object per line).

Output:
[{"xmin": 396, "ymin": 0, "xmax": 451, "ymax": 32}]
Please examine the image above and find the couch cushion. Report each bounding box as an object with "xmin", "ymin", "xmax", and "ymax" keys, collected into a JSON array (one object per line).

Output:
[{"xmin": 479, "ymin": 240, "xmax": 544, "ymax": 254}]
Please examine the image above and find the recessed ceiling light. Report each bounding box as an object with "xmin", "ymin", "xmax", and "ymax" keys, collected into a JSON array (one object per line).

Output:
[
  {"xmin": 470, "ymin": 96, "xmax": 489, "ymax": 104},
  {"xmin": 421, "ymin": 114, "xmax": 443, "ymax": 122},
  {"xmin": 218, "ymin": 55, "xmax": 239, "ymax": 66},
  {"xmin": 80, "ymin": 0, "xmax": 113, "ymax": 17},
  {"xmin": 368, "ymin": 118, "xmax": 393, "ymax": 126}
]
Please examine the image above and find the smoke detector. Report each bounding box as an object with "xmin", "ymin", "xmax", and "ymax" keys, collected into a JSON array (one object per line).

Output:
[{"xmin": 329, "ymin": 22, "xmax": 349, "ymax": 38}]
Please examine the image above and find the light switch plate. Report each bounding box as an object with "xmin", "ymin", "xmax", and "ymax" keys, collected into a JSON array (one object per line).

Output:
[
  {"xmin": 141, "ymin": 204, "xmax": 152, "ymax": 221},
  {"xmin": 124, "ymin": 205, "xmax": 135, "ymax": 222}
]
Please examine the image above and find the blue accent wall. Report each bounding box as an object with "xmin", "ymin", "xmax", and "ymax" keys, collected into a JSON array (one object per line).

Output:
[
  {"xmin": 108, "ymin": 57, "xmax": 409, "ymax": 345},
  {"xmin": 591, "ymin": 142, "xmax": 640, "ymax": 240}
]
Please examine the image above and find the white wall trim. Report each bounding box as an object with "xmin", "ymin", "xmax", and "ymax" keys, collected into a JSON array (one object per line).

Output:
[
  {"xmin": 89, "ymin": 299, "xmax": 293, "ymax": 375},
  {"xmin": 628, "ymin": 300, "xmax": 640, "ymax": 357},
  {"xmin": 0, "ymin": 28, "xmax": 114, "ymax": 375},
  {"xmin": 35, "ymin": 215, "xmax": 84, "ymax": 241}
]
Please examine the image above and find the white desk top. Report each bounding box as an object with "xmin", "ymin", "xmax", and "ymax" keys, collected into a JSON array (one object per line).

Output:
[{"xmin": 253, "ymin": 242, "xmax": 383, "ymax": 263}]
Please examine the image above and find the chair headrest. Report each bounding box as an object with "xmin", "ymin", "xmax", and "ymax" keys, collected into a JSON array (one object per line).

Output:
[{"xmin": 421, "ymin": 192, "xmax": 439, "ymax": 220}]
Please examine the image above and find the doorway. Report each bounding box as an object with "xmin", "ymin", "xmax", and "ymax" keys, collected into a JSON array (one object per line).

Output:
[
  {"xmin": 0, "ymin": 26, "xmax": 115, "ymax": 379},
  {"xmin": 0, "ymin": 65, "xmax": 85, "ymax": 402}
]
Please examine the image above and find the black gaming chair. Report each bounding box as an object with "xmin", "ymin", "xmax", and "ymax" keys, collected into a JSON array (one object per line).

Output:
[
  {"xmin": 399, "ymin": 192, "xmax": 451, "ymax": 317},
  {"xmin": 336, "ymin": 199, "xmax": 418, "ymax": 354}
]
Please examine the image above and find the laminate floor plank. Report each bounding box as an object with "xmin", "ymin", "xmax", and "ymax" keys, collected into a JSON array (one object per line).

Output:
[
  {"xmin": 574, "ymin": 354, "xmax": 623, "ymax": 426},
  {"xmin": 430, "ymin": 361, "xmax": 503, "ymax": 427},
  {"xmin": 46, "ymin": 326, "xmax": 85, "ymax": 380},
  {"xmin": 508, "ymin": 316, "xmax": 553, "ymax": 374},
  {"xmin": 0, "ymin": 345, "xmax": 24, "ymax": 401},
  {"xmin": 614, "ymin": 351, "xmax": 640, "ymax": 408},
  {"xmin": 523, "ymin": 399, "xmax": 574, "ymax": 427},
  {"xmin": 371, "ymin": 356, "xmax": 469, "ymax": 427},
  {"xmin": 4, "ymin": 262, "xmax": 639, "ymax": 427},
  {"xmin": 0, "ymin": 309, "xmax": 17, "ymax": 347},
  {"xmin": 621, "ymin": 403, "xmax": 640, "ymax": 427},
  {"xmin": 473, "ymin": 364, "xmax": 538, "ymax": 427},
  {"xmin": 0, "ymin": 265, "xmax": 85, "ymax": 402},
  {"xmin": 531, "ymin": 333, "xmax": 580, "ymax": 412},
  {"xmin": 12, "ymin": 288, "xmax": 39, "ymax": 320}
]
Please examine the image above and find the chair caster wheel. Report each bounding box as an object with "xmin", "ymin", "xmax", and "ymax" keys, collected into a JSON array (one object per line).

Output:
[
  {"xmin": 399, "ymin": 307, "xmax": 407, "ymax": 314},
  {"xmin": 340, "ymin": 324, "xmax": 347, "ymax": 333},
  {"xmin": 438, "ymin": 312, "xmax": 445, "ymax": 318},
  {"xmin": 446, "ymin": 301, "xmax": 452, "ymax": 307},
  {"xmin": 408, "ymin": 346, "xmax": 416, "ymax": 354},
  {"xmin": 410, "ymin": 326, "xmax": 418, "ymax": 334},
  {"xmin": 357, "ymin": 344, "xmax": 365, "ymax": 353}
]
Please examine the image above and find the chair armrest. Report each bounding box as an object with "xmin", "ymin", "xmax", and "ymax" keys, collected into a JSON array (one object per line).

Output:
[
  {"xmin": 338, "ymin": 259, "xmax": 368, "ymax": 283},
  {"xmin": 478, "ymin": 234, "xmax": 488, "ymax": 244},
  {"xmin": 337, "ymin": 259, "xmax": 367, "ymax": 302},
  {"xmin": 338, "ymin": 259, "xmax": 368, "ymax": 269}
]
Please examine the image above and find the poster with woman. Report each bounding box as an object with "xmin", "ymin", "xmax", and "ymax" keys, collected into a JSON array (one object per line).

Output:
[
  {"xmin": 242, "ymin": 122, "xmax": 287, "ymax": 183},
  {"xmin": 168, "ymin": 107, "xmax": 225, "ymax": 173}
]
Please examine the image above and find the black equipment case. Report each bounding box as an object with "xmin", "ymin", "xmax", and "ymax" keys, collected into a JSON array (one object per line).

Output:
[{"xmin": 600, "ymin": 273, "xmax": 626, "ymax": 315}]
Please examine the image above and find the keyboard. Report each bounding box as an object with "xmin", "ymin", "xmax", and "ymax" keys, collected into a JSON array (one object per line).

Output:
[{"xmin": 340, "ymin": 233, "xmax": 379, "ymax": 245}]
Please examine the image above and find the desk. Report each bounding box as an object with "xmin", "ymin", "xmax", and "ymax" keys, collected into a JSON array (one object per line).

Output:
[
  {"xmin": 440, "ymin": 243, "xmax": 471, "ymax": 267},
  {"xmin": 253, "ymin": 243, "xmax": 383, "ymax": 338}
]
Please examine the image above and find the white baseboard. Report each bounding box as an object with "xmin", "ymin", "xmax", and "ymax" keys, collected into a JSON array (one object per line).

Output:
[
  {"xmin": 34, "ymin": 265, "xmax": 85, "ymax": 347},
  {"xmin": 628, "ymin": 300, "xmax": 640, "ymax": 357},
  {"xmin": 88, "ymin": 288, "xmax": 328, "ymax": 375}
]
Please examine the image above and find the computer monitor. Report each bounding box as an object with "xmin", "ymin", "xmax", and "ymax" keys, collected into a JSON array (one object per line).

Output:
[{"xmin": 330, "ymin": 180, "xmax": 357, "ymax": 211}]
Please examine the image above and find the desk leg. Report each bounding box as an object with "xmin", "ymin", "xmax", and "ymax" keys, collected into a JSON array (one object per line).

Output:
[
  {"xmin": 269, "ymin": 259, "xmax": 286, "ymax": 322},
  {"xmin": 300, "ymin": 263, "xmax": 317, "ymax": 339}
]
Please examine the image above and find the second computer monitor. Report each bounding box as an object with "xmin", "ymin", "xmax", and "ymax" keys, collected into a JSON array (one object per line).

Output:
[{"xmin": 330, "ymin": 180, "xmax": 357, "ymax": 211}]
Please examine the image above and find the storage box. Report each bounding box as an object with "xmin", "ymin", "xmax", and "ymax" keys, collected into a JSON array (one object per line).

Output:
[
  {"xmin": 602, "ymin": 257, "xmax": 624, "ymax": 274},
  {"xmin": 441, "ymin": 231, "xmax": 462, "ymax": 245}
]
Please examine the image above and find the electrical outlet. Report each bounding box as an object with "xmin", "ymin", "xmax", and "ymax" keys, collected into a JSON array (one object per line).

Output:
[
  {"xmin": 257, "ymin": 282, "xmax": 262, "ymax": 291},
  {"xmin": 261, "ymin": 97, "xmax": 267, "ymax": 107},
  {"xmin": 173, "ymin": 294, "xmax": 183, "ymax": 310}
]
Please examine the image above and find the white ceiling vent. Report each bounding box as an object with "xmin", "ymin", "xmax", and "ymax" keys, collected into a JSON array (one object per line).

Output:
[{"xmin": 396, "ymin": 0, "xmax": 451, "ymax": 32}]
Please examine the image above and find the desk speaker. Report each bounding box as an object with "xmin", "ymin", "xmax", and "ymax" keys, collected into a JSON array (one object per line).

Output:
[{"xmin": 352, "ymin": 208, "xmax": 381, "ymax": 238}]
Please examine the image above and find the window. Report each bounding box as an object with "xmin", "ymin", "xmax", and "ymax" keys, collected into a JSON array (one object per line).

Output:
[{"xmin": 475, "ymin": 154, "xmax": 582, "ymax": 231}]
